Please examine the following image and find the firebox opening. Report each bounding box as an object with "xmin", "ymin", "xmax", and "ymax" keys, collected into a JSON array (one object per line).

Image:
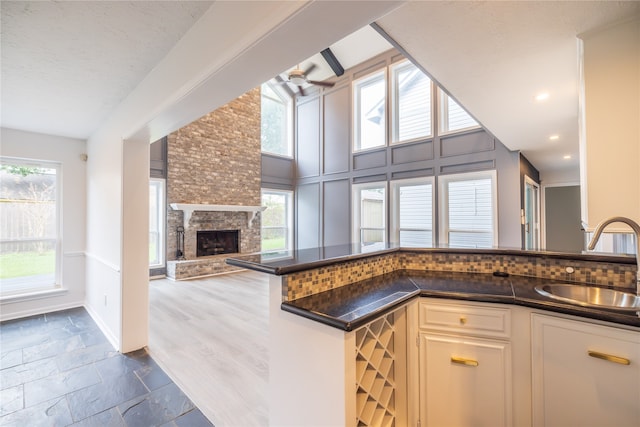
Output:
[{"xmin": 196, "ymin": 230, "xmax": 239, "ymax": 257}]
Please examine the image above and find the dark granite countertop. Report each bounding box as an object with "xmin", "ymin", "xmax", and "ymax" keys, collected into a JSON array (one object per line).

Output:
[
  {"xmin": 226, "ymin": 244, "xmax": 635, "ymax": 275},
  {"xmin": 282, "ymin": 270, "xmax": 640, "ymax": 331}
]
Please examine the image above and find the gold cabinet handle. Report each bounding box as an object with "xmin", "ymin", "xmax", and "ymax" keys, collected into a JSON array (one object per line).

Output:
[
  {"xmin": 459, "ymin": 316, "xmax": 467, "ymax": 325},
  {"xmin": 588, "ymin": 350, "xmax": 630, "ymax": 366},
  {"xmin": 451, "ymin": 356, "xmax": 479, "ymax": 367}
]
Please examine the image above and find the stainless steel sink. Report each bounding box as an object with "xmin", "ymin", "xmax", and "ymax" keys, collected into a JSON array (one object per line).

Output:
[{"xmin": 534, "ymin": 284, "xmax": 640, "ymax": 311}]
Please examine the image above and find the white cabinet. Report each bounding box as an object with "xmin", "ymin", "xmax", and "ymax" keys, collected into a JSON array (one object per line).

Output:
[
  {"xmin": 418, "ymin": 299, "xmax": 513, "ymax": 427},
  {"xmin": 532, "ymin": 313, "xmax": 640, "ymax": 427}
]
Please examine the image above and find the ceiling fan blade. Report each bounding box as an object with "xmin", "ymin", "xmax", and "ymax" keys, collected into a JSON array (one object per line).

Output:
[
  {"xmin": 298, "ymin": 85, "xmax": 306, "ymax": 96},
  {"xmin": 308, "ymin": 80, "xmax": 335, "ymax": 88},
  {"xmin": 302, "ymin": 63, "xmax": 317, "ymax": 76},
  {"xmin": 321, "ymin": 48, "xmax": 344, "ymax": 77}
]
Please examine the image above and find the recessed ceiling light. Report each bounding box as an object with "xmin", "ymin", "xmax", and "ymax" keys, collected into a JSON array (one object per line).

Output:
[
  {"xmin": 563, "ymin": 155, "xmax": 572, "ymax": 160},
  {"xmin": 549, "ymin": 135, "xmax": 559, "ymax": 140},
  {"xmin": 535, "ymin": 92, "xmax": 550, "ymax": 101}
]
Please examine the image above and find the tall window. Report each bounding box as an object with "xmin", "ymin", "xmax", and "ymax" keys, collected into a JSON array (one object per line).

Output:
[
  {"xmin": 261, "ymin": 189, "xmax": 293, "ymax": 252},
  {"xmin": 439, "ymin": 89, "xmax": 480, "ymax": 134},
  {"xmin": 391, "ymin": 178, "xmax": 434, "ymax": 247},
  {"xmin": 0, "ymin": 159, "xmax": 60, "ymax": 296},
  {"xmin": 354, "ymin": 70, "xmax": 386, "ymax": 151},
  {"xmin": 149, "ymin": 178, "xmax": 165, "ymax": 269},
  {"xmin": 353, "ymin": 182, "xmax": 387, "ymax": 251},
  {"xmin": 261, "ymin": 82, "xmax": 293, "ymax": 157},
  {"xmin": 439, "ymin": 171, "xmax": 497, "ymax": 248},
  {"xmin": 391, "ymin": 60, "xmax": 432, "ymax": 143}
]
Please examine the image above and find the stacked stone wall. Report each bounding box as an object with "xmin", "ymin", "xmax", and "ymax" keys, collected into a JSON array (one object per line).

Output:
[{"xmin": 165, "ymin": 87, "xmax": 261, "ymax": 278}]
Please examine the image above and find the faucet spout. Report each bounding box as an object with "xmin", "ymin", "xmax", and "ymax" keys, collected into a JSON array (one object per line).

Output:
[{"xmin": 587, "ymin": 216, "xmax": 640, "ymax": 295}]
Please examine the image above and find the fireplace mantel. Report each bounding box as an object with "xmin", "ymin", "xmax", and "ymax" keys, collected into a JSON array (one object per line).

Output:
[{"xmin": 170, "ymin": 203, "xmax": 266, "ymax": 228}]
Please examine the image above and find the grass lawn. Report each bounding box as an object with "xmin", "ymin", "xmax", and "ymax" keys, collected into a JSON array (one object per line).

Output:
[
  {"xmin": 262, "ymin": 237, "xmax": 285, "ymax": 251},
  {"xmin": 0, "ymin": 251, "xmax": 55, "ymax": 279}
]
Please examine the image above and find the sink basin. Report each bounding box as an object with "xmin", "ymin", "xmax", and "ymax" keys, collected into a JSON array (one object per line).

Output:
[{"xmin": 534, "ymin": 284, "xmax": 640, "ymax": 311}]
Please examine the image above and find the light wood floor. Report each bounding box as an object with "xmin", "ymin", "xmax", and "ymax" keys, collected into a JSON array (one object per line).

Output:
[{"xmin": 148, "ymin": 270, "xmax": 269, "ymax": 427}]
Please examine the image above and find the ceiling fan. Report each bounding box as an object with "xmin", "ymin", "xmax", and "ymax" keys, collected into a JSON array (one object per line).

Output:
[{"xmin": 285, "ymin": 63, "xmax": 335, "ymax": 96}]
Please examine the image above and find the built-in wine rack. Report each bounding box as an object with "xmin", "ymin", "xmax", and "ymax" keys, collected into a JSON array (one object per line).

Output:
[{"xmin": 355, "ymin": 312, "xmax": 396, "ymax": 427}]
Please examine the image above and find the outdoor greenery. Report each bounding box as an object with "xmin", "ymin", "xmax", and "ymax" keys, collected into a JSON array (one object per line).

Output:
[
  {"xmin": 0, "ymin": 251, "xmax": 55, "ymax": 279},
  {"xmin": 262, "ymin": 237, "xmax": 285, "ymax": 251}
]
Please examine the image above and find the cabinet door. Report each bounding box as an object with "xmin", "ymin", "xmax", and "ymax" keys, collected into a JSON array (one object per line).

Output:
[
  {"xmin": 420, "ymin": 334, "xmax": 512, "ymax": 427},
  {"xmin": 532, "ymin": 314, "xmax": 640, "ymax": 427}
]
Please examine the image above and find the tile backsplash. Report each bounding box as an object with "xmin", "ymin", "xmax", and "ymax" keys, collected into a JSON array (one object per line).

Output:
[{"xmin": 284, "ymin": 250, "xmax": 636, "ymax": 301}]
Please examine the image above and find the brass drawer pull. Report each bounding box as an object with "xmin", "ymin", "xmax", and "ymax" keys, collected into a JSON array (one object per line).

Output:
[
  {"xmin": 588, "ymin": 350, "xmax": 630, "ymax": 366},
  {"xmin": 459, "ymin": 316, "xmax": 467, "ymax": 325},
  {"xmin": 451, "ymin": 356, "xmax": 479, "ymax": 367}
]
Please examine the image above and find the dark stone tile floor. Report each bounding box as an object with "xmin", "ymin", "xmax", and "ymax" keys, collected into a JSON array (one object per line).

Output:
[{"xmin": 0, "ymin": 307, "xmax": 214, "ymax": 427}]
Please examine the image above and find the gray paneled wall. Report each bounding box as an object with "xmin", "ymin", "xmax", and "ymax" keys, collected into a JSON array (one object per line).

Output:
[
  {"xmin": 296, "ymin": 183, "xmax": 321, "ymax": 249},
  {"xmin": 322, "ymin": 179, "xmax": 351, "ymax": 247},
  {"xmin": 323, "ymin": 84, "xmax": 351, "ymax": 175},
  {"xmin": 296, "ymin": 98, "xmax": 321, "ymax": 178},
  {"xmin": 262, "ymin": 49, "xmax": 535, "ymax": 250}
]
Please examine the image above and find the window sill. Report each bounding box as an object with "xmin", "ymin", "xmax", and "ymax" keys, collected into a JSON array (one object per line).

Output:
[
  {"xmin": 261, "ymin": 152, "xmax": 294, "ymax": 160},
  {"xmin": 0, "ymin": 287, "xmax": 68, "ymax": 304}
]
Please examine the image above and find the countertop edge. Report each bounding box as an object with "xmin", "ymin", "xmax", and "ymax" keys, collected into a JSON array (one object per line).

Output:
[{"xmin": 227, "ymin": 247, "xmax": 635, "ymax": 275}]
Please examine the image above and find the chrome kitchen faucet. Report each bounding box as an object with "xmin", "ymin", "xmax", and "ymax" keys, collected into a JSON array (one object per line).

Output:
[{"xmin": 587, "ymin": 216, "xmax": 640, "ymax": 295}]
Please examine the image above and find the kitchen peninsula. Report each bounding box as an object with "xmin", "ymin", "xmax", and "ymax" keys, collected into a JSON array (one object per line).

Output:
[{"xmin": 227, "ymin": 246, "xmax": 640, "ymax": 427}]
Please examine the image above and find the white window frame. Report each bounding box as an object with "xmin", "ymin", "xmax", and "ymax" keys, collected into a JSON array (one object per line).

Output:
[
  {"xmin": 352, "ymin": 181, "xmax": 387, "ymax": 251},
  {"xmin": 149, "ymin": 177, "xmax": 166, "ymax": 269},
  {"xmin": 0, "ymin": 157, "xmax": 62, "ymax": 297},
  {"xmin": 438, "ymin": 88, "xmax": 481, "ymax": 136},
  {"xmin": 261, "ymin": 189, "xmax": 294, "ymax": 252},
  {"xmin": 261, "ymin": 80, "xmax": 294, "ymax": 158},
  {"xmin": 353, "ymin": 69, "xmax": 387, "ymax": 153},
  {"xmin": 390, "ymin": 177, "xmax": 435, "ymax": 247},
  {"xmin": 439, "ymin": 170, "xmax": 498, "ymax": 248},
  {"xmin": 390, "ymin": 59, "xmax": 433, "ymax": 145}
]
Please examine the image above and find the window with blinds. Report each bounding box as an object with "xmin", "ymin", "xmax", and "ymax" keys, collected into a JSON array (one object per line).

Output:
[
  {"xmin": 439, "ymin": 171, "xmax": 497, "ymax": 248},
  {"xmin": 391, "ymin": 178, "xmax": 434, "ymax": 247},
  {"xmin": 391, "ymin": 60, "xmax": 432, "ymax": 143},
  {"xmin": 439, "ymin": 89, "xmax": 480, "ymax": 134}
]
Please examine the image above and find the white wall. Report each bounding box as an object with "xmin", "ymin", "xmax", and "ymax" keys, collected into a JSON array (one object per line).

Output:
[
  {"xmin": 0, "ymin": 127, "xmax": 86, "ymax": 320},
  {"xmin": 84, "ymin": 134, "xmax": 123, "ymax": 349},
  {"xmin": 579, "ymin": 17, "xmax": 640, "ymax": 231}
]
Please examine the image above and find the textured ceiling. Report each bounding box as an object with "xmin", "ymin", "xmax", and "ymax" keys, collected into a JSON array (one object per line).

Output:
[
  {"xmin": 1, "ymin": 1, "xmax": 213, "ymax": 139},
  {"xmin": 2, "ymin": 0, "xmax": 638, "ymax": 178}
]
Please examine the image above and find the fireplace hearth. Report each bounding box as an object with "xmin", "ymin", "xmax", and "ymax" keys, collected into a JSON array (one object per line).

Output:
[{"xmin": 196, "ymin": 230, "xmax": 239, "ymax": 257}]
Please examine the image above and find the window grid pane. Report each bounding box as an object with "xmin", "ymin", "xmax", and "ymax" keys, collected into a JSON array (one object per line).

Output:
[
  {"xmin": 261, "ymin": 82, "xmax": 292, "ymax": 157},
  {"xmin": 398, "ymin": 183, "xmax": 432, "ymax": 247},
  {"xmin": 0, "ymin": 162, "xmax": 58, "ymax": 295},
  {"xmin": 441, "ymin": 91, "xmax": 479, "ymax": 133},
  {"xmin": 447, "ymin": 178, "xmax": 493, "ymax": 248},
  {"xmin": 394, "ymin": 63, "xmax": 432, "ymax": 142},
  {"xmin": 355, "ymin": 72, "xmax": 386, "ymax": 151},
  {"xmin": 355, "ymin": 185, "xmax": 386, "ymax": 250},
  {"xmin": 262, "ymin": 191, "xmax": 292, "ymax": 252},
  {"xmin": 149, "ymin": 179, "xmax": 165, "ymax": 268}
]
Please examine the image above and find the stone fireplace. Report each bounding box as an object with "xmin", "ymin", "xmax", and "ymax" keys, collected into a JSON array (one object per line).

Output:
[{"xmin": 165, "ymin": 87, "xmax": 261, "ymax": 280}]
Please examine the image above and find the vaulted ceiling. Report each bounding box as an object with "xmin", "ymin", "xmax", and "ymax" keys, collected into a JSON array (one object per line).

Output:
[{"xmin": 2, "ymin": 1, "xmax": 638, "ymax": 179}]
